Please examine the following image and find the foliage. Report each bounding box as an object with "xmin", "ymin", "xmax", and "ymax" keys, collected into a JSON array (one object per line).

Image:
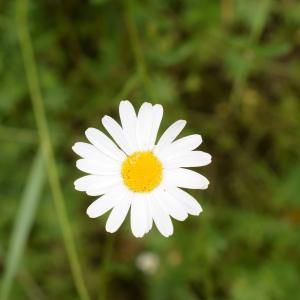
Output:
[{"xmin": 1, "ymin": 0, "xmax": 300, "ymax": 299}]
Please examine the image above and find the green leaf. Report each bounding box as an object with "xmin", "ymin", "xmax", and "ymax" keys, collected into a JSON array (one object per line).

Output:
[
  {"xmin": 254, "ymin": 43, "xmax": 291, "ymax": 58},
  {"xmin": 0, "ymin": 150, "xmax": 45, "ymax": 300}
]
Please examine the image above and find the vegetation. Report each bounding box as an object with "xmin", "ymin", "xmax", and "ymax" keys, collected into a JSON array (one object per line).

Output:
[{"xmin": 1, "ymin": 0, "xmax": 300, "ymax": 299}]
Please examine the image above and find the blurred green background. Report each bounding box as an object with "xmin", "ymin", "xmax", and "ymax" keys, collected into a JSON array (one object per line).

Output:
[{"xmin": 1, "ymin": 0, "xmax": 300, "ymax": 299}]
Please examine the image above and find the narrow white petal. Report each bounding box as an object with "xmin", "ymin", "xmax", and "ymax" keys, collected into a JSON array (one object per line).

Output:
[
  {"xmin": 74, "ymin": 175, "xmax": 105, "ymax": 191},
  {"xmin": 151, "ymin": 194, "xmax": 173, "ymax": 237},
  {"xmin": 85, "ymin": 128, "xmax": 126, "ymax": 161},
  {"xmin": 136, "ymin": 102, "xmax": 153, "ymax": 150},
  {"xmin": 72, "ymin": 142, "xmax": 107, "ymax": 160},
  {"xmin": 148, "ymin": 104, "xmax": 163, "ymax": 149},
  {"xmin": 164, "ymin": 151, "xmax": 212, "ymax": 168},
  {"xmin": 76, "ymin": 159, "xmax": 120, "ymax": 175},
  {"xmin": 102, "ymin": 115, "xmax": 133, "ymax": 155},
  {"xmin": 85, "ymin": 176, "xmax": 123, "ymax": 196},
  {"xmin": 86, "ymin": 190, "xmax": 118, "ymax": 218},
  {"xmin": 168, "ymin": 186, "xmax": 203, "ymax": 215},
  {"xmin": 155, "ymin": 188, "xmax": 188, "ymax": 221},
  {"xmin": 119, "ymin": 100, "xmax": 138, "ymax": 149},
  {"xmin": 145, "ymin": 194, "xmax": 153, "ymax": 233},
  {"xmin": 105, "ymin": 190, "xmax": 131, "ymax": 233},
  {"xmin": 164, "ymin": 168, "xmax": 209, "ymax": 189},
  {"xmin": 171, "ymin": 134, "xmax": 202, "ymax": 150},
  {"xmin": 130, "ymin": 194, "xmax": 148, "ymax": 238},
  {"xmin": 155, "ymin": 120, "xmax": 186, "ymax": 151},
  {"xmin": 156, "ymin": 134, "xmax": 202, "ymax": 160}
]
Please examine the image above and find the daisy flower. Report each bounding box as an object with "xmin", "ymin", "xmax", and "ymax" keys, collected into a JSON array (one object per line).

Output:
[{"xmin": 73, "ymin": 100, "xmax": 211, "ymax": 238}]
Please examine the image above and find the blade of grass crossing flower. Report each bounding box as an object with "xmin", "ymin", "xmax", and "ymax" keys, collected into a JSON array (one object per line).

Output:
[
  {"xmin": 0, "ymin": 150, "xmax": 45, "ymax": 300},
  {"xmin": 16, "ymin": 1, "xmax": 91, "ymax": 299}
]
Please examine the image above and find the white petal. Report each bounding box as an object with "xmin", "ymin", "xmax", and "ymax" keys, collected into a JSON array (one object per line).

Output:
[
  {"xmin": 168, "ymin": 186, "xmax": 203, "ymax": 215},
  {"xmin": 145, "ymin": 194, "xmax": 153, "ymax": 233},
  {"xmin": 74, "ymin": 175, "xmax": 106, "ymax": 191},
  {"xmin": 164, "ymin": 168, "xmax": 209, "ymax": 189},
  {"xmin": 76, "ymin": 159, "xmax": 120, "ymax": 175},
  {"xmin": 72, "ymin": 142, "xmax": 108, "ymax": 160},
  {"xmin": 102, "ymin": 115, "xmax": 133, "ymax": 155},
  {"xmin": 155, "ymin": 188, "xmax": 188, "ymax": 221},
  {"xmin": 86, "ymin": 189, "xmax": 119, "ymax": 218},
  {"xmin": 171, "ymin": 134, "xmax": 202, "ymax": 150},
  {"xmin": 156, "ymin": 134, "xmax": 202, "ymax": 160},
  {"xmin": 148, "ymin": 104, "xmax": 163, "ymax": 149},
  {"xmin": 130, "ymin": 194, "xmax": 148, "ymax": 238},
  {"xmin": 105, "ymin": 190, "xmax": 131, "ymax": 233},
  {"xmin": 151, "ymin": 194, "xmax": 173, "ymax": 237},
  {"xmin": 164, "ymin": 151, "xmax": 212, "ymax": 168},
  {"xmin": 155, "ymin": 120, "xmax": 186, "ymax": 151},
  {"xmin": 136, "ymin": 102, "xmax": 153, "ymax": 150},
  {"xmin": 85, "ymin": 176, "xmax": 123, "ymax": 196},
  {"xmin": 85, "ymin": 128, "xmax": 126, "ymax": 161},
  {"xmin": 119, "ymin": 100, "xmax": 138, "ymax": 150}
]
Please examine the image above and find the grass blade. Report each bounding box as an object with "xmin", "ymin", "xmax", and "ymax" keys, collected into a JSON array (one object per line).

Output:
[
  {"xmin": 0, "ymin": 150, "xmax": 45, "ymax": 300},
  {"xmin": 16, "ymin": 1, "xmax": 91, "ymax": 299}
]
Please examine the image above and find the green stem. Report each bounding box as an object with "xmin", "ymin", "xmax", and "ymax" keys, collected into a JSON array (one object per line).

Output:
[
  {"xmin": 15, "ymin": 1, "xmax": 90, "ymax": 300},
  {"xmin": 98, "ymin": 236, "xmax": 115, "ymax": 300}
]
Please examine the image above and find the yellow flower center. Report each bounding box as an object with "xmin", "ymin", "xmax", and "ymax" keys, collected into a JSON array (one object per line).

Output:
[{"xmin": 121, "ymin": 151, "xmax": 163, "ymax": 193}]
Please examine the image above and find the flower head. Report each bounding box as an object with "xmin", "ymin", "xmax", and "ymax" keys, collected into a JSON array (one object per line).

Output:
[
  {"xmin": 136, "ymin": 252, "xmax": 160, "ymax": 274},
  {"xmin": 73, "ymin": 100, "xmax": 211, "ymax": 237}
]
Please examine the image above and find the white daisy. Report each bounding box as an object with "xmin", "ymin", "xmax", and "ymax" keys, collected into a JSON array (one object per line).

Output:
[{"xmin": 73, "ymin": 100, "xmax": 212, "ymax": 238}]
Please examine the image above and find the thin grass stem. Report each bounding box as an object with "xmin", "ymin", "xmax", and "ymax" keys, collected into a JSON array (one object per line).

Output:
[{"xmin": 15, "ymin": 1, "xmax": 90, "ymax": 299}]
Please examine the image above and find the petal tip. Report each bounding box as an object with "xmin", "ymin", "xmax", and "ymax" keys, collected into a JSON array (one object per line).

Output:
[
  {"xmin": 132, "ymin": 232, "xmax": 144, "ymax": 238},
  {"xmin": 86, "ymin": 204, "xmax": 102, "ymax": 218},
  {"xmin": 74, "ymin": 183, "xmax": 81, "ymax": 191},
  {"xmin": 86, "ymin": 190, "xmax": 95, "ymax": 196},
  {"xmin": 105, "ymin": 226, "xmax": 116, "ymax": 234},
  {"xmin": 85, "ymin": 128, "xmax": 93, "ymax": 136},
  {"xmin": 86, "ymin": 209, "xmax": 95, "ymax": 218},
  {"xmin": 120, "ymin": 99, "xmax": 131, "ymax": 106},
  {"xmin": 195, "ymin": 206, "xmax": 203, "ymax": 215},
  {"xmin": 153, "ymin": 103, "xmax": 163, "ymax": 109},
  {"xmin": 178, "ymin": 120, "xmax": 187, "ymax": 126},
  {"xmin": 180, "ymin": 214, "xmax": 189, "ymax": 221},
  {"xmin": 164, "ymin": 233, "xmax": 173, "ymax": 238},
  {"xmin": 204, "ymin": 181, "xmax": 210, "ymax": 189}
]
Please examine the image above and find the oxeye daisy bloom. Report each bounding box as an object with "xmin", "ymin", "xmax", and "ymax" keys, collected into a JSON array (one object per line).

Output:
[{"xmin": 73, "ymin": 100, "xmax": 211, "ymax": 238}]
